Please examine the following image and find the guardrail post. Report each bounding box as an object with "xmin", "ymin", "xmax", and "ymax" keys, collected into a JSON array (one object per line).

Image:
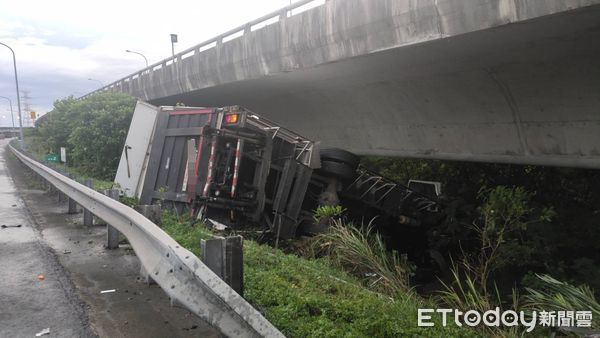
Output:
[
  {"xmin": 57, "ymin": 183, "xmax": 64, "ymax": 203},
  {"xmin": 201, "ymin": 236, "xmax": 244, "ymax": 296},
  {"xmin": 67, "ymin": 174, "xmax": 78, "ymax": 214},
  {"xmin": 139, "ymin": 263, "xmax": 156, "ymax": 285},
  {"xmin": 83, "ymin": 179, "xmax": 94, "ymax": 226},
  {"xmin": 137, "ymin": 204, "xmax": 161, "ymax": 284},
  {"xmin": 135, "ymin": 205, "xmax": 162, "ymax": 226},
  {"xmin": 105, "ymin": 189, "xmax": 121, "ymax": 249}
]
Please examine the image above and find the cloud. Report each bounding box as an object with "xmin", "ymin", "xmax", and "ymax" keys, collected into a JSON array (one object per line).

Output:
[{"xmin": 0, "ymin": 0, "xmax": 294, "ymax": 125}]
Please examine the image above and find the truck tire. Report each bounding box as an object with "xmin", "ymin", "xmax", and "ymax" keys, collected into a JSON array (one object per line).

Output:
[
  {"xmin": 320, "ymin": 148, "xmax": 360, "ymax": 169},
  {"xmin": 318, "ymin": 160, "xmax": 356, "ymax": 180}
]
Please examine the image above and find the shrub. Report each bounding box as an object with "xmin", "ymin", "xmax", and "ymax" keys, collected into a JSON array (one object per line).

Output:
[{"xmin": 37, "ymin": 92, "xmax": 136, "ymax": 180}]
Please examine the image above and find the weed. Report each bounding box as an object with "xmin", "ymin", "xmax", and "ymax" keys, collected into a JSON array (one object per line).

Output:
[
  {"xmin": 313, "ymin": 205, "xmax": 345, "ymax": 224},
  {"xmin": 161, "ymin": 211, "xmax": 212, "ymax": 257},
  {"xmin": 311, "ymin": 219, "xmax": 414, "ymax": 296}
]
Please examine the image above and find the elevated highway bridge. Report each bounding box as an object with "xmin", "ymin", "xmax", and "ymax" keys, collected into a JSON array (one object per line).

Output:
[{"xmin": 84, "ymin": 0, "xmax": 600, "ymax": 168}]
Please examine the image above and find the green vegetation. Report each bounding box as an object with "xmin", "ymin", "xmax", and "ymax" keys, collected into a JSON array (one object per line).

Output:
[
  {"xmin": 26, "ymin": 92, "xmax": 136, "ymax": 180},
  {"xmin": 363, "ymin": 156, "xmax": 600, "ymax": 296},
  {"xmin": 525, "ymin": 274, "xmax": 600, "ymax": 329},
  {"xmin": 244, "ymin": 240, "xmax": 476, "ymax": 338},
  {"xmin": 161, "ymin": 212, "xmax": 212, "ymax": 257},
  {"xmin": 310, "ymin": 219, "xmax": 414, "ymax": 296},
  {"xmin": 460, "ymin": 186, "xmax": 555, "ymax": 299},
  {"xmin": 312, "ymin": 205, "xmax": 345, "ymax": 223},
  {"xmin": 159, "ymin": 212, "xmax": 476, "ymax": 337}
]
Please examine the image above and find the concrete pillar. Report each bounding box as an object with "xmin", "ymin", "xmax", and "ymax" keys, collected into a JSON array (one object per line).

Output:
[
  {"xmin": 105, "ymin": 189, "xmax": 120, "ymax": 249},
  {"xmin": 201, "ymin": 236, "xmax": 244, "ymax": 296},
  {"xmin": 83, "ymin": 179, "xmax": 93, "ymax": 227}
]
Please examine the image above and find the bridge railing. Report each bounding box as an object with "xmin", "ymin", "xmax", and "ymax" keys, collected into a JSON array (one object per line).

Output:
[
  {"xmin": 8, "ymin": 142, "xmax": 284, "ymax": 338},
  {"xmin": 80, "ymin": 0, "xmax": 326, "ymax": 100}
]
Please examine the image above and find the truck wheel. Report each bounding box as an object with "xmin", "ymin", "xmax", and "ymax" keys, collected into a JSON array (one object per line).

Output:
[
  {"xmin": 320, "ymin": 148, "xmax": 360, "ymax": 169},
  {"xmin": 318, "ymin": 160, "xmax": 356, "ymax": 180}
]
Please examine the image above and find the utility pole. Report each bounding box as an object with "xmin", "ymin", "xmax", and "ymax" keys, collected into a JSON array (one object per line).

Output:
[
  {"xmin": 0, "ymin": 42, "xmax": 24, "ymax": 146},
  {"xmin": 170, "ymin": 34, "xmax": 178, "ymax": 57}
]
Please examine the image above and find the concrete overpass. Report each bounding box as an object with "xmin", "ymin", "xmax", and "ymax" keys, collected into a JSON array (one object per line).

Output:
[{"xmin": 86, "ymin": 0, "xmax": 600, "ymax": 169}]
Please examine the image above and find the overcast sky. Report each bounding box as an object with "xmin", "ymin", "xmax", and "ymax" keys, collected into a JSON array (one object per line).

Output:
[{"xmin": 0, "ymin": 0, "xmax": 300, "ymax": 127}]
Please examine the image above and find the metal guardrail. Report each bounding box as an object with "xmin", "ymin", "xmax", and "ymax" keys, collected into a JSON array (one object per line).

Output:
[
  {"xmin": 80, "ymin": 0, "xmax": 326, "ymax": 100},
  {"xmin": 9, "ymin": 143, "xmax": 284, "ymax": 338}
]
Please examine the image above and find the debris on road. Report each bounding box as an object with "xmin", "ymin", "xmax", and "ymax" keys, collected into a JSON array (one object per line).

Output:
[
  {"xmin": 35, "ymin": 328, "xmax": 50, "ymax": 336},
  {"xmin": 182, "ymin": 325, "xmax": 199, "ymax": 331},
  {"xmin": 37, "ymin": 274, "xmax": 45, "ymax": 281},
  {"xmin": 100, "ymin": 289, "xmax": 116, "ymax": 294},
  {"xmin": 1, "ymin": 224, "xmax": 22, "ymax": 229}
]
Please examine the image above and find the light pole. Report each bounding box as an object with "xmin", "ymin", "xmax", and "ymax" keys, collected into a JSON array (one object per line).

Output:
[
  {"xmin": 87, "ymin": 78, "xmax": 104, "ymax": 87},
  {"xmin": 125, "ymin": 49, "xmax": 149, "ymax": 68},
  {"xmin": 0, "ymin": 42, "xmax": 24, "ymax": 146},
  {"xmin": 0, "ymin": 95, "xmax": 15, "ymax": 128},
  {"xmin": 170, "ymin": 34, "xmax": 178, "ymax": 57}
]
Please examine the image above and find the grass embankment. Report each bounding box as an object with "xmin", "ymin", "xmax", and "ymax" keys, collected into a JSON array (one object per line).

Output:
[{"xmin": 161, "ymin": 214, "xmax": 476, "ymax": 338}]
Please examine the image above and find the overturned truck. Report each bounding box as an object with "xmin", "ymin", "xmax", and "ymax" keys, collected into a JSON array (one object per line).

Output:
[{"xmin": 115, "ymin": 102, "xmax": 442, "ymax": 244}]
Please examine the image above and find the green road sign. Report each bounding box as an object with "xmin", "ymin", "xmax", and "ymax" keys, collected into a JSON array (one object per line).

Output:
[{"xmin": 45, "ymin": 154, "xmax": 59, "ymax": 162}]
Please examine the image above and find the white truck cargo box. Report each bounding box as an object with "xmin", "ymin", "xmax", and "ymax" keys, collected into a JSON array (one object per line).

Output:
[{"xmin": 114, "ymin": 101, "xmax": 159, "ymax": 198}]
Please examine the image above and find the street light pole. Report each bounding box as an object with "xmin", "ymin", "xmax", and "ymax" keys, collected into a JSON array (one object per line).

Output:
[
  {"xmin": 0, "ymin": 95, "xmax": 15, "ymax": 128},
  {"xmin": 125, "ymin": 49, "xmax": 149, "ymax": 68},
  {"xmin": 87, "ymin": 78, "xmax": 104, "ymax": 87},
  {"xmin": 170, "ymin": 34, "xmax": 178, "ymax": 57},
  {"xmin": 0, "ymin": 42, "xmax": 24, "ymax": 146}
]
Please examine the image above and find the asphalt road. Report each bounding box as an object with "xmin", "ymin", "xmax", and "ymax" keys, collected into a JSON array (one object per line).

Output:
[
  {"xmin": 1, "ymin": 139, "xmax": 220, "ymax": 338},
  {"xmin": 0, "ymin": 140, "xmax": 94, "ymax": 337}
]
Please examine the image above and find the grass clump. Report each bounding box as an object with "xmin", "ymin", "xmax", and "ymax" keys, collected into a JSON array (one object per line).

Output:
[
  {"xmin": 161, "ymin": 212, "xmax": 212, "ymax": 257},
  {"xmin": 310, "ymin": 219, "xmax": 414, "ymax": 296},
  {"xmin": 313, "ymin": 205, "xmax": 345, "ymax": 223},
  {"xmin": 524, "ymin": 274, "xmax": 600, "ymax": 329}
]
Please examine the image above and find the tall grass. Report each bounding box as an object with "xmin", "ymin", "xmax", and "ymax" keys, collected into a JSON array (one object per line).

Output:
[
  {"xmin": 524, "ymin": 274, "xmax": 600, "ymax": 329},
  {"xmin": 311, "ymin": 219, "xmax": 414, "ymax": 296},
  {"xmin": 436, "ymin": 263, "xmax": 523, "ymax": 337}
]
